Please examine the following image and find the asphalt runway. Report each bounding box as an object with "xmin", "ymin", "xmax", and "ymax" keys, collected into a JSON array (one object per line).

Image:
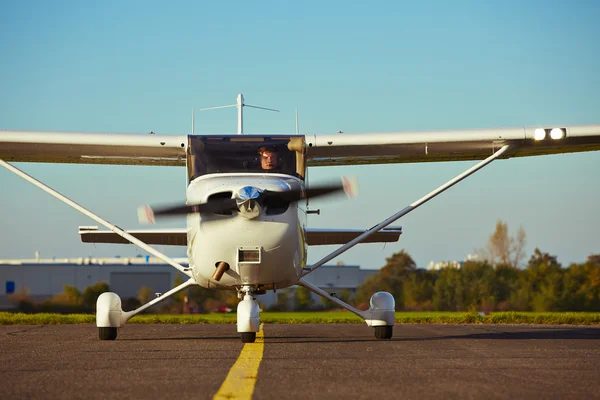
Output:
[{"xmin": 1, "ymin": 324, "xmax": 599, "ymax": 399}]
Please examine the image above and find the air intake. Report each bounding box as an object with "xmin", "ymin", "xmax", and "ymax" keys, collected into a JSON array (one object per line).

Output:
[
  {"xmin": 237, "ymin": 247, "xmax": 262, "ymax": 285},
  {"xmin": 238, "ymin": 248, "xmax": 261, "ymax": 263}
]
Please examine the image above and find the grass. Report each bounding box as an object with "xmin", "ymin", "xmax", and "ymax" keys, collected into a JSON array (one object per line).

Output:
[{"xmin": 1, "ymin": 311, "xmax": 600, "ymax": 325}]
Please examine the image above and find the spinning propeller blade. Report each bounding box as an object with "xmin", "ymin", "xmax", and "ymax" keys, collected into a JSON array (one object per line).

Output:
[
  {"xmin": 138, "ymin": 177, "xmax": 358, "ymax": 224},
  {"xmin": 138, "ymin": 199, "xmax": 238, "ymax": 224},
  {"xmin": 261, "ymin": 177, "xmax": 357, "ymax": 205}
]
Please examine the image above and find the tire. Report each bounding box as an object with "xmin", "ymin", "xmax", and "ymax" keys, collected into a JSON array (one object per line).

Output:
[
  {"xmin": 99, "ymin": 327, "xmax": 118, "ymax": 340},
  {"xmin": 240, "ymin": 332, "xmax": 256, "ymax": 343},
  {"xmin": 374, "ymin": 325, "xmax": 393, "ymax": 340}
]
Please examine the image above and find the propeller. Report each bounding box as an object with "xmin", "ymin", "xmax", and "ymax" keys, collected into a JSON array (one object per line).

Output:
[{"xmin": 138, "ymin": 177, "xmax": 358, "ymax": 224}]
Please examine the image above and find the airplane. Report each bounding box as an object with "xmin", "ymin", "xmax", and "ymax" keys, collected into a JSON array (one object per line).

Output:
[{"xmin": 1, "ymin": 94, "xmax": 600, "ymax": 343}]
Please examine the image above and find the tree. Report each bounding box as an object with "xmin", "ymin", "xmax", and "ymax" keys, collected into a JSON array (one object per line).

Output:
[
  {"xmin": 521, "ymin": 248, "xmax": 563, "ymax": 311},
  {"xmin": 293, "ymin": 286, "xmax": 313, "ymax": 311},
  {"xmin": 484, "ymin": 220, "xmax": 526, "ymax": 268},
  {"xmin": 432, "ymin": 267, "xmax": 464, "ymax": 311},
  {"xmin": 82, "ymin": 282, "xmax": 109, "ymax": 309},
  {"xmin": 51, "ymin": 285, "xmax": 82, "ymax": 305},
  {"xmin": 272, "ymin": 290, "xmax": 290, "ymax": 311},
  {"xmin": 356, "ymin": 250, "xmax": 417, "ymax": 309},
  {"xmin": 64, "ymin": 285, "xmax": 82, "ymax": 304},
  {"xmin": 137, "ymin": 285, "xmax": 153, "ymax": 305},
  {"xmin": 338, "ymin": 289, "xmax": 354, "ymax": 305},
  {"xmin": 172, "ymin": 274, "xmax": 186, "ymax": 304}
]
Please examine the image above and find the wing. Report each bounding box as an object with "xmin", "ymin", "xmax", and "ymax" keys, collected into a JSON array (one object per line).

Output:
[
  {"xmin": 306, "ymin": 227, "xmax": 402, "ymax": 246},
  {"xmin": 0, "ymin": 130, "xmax": 187, "ymax": 166},
  {"xmin": 305, "ymin": 125, "xmax": 600, "ymax": 166},
  {"xmin": 79, "ymin": 226, "xmax": 401, "ymax": 246},
  {"xmin": 3, "ymin": 124, "xmax": 600, "ymax": 168},
  {"xmin": 79, "ymin": 226, "xmax": 187, "ymax": 246}
]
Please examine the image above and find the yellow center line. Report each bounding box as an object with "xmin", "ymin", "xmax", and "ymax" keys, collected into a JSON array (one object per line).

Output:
[{"xmin": 213, "ymin": 324, "xmax": 265, "ymax": 400}]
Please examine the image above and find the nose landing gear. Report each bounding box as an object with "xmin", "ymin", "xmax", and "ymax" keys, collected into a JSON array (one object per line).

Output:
[{"xmin": 237, "ymin": 286, "xmax": 260, "ymax": 343}]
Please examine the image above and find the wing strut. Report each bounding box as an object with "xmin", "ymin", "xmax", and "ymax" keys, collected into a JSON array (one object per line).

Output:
[
  {"xmin": 303, "ymin": 144, "xmax": 511, "ymax": 276},
  {"xmin": 0, "ymin": 158, "xmax": 192, "ymax": 277}
]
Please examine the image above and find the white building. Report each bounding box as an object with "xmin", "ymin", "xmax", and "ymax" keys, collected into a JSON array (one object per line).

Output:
[
  {"xmin": 0, "ymin": 256, "xmax": 377, "ymax": 310},
  {"xmin": 426, "ymin": 260, "xmax": 463, "ymax": 271}
]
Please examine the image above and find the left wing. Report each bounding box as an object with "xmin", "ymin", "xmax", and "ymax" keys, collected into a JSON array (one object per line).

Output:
[
  {"xmin": 0, "ymin": 130, "xmax": 187, "ymax": 166},
  {"xmin": 79, "ymin": 226, "xmax": 187, "ymax": 246},
  {"xmin": 305, "ymin": 125, "xmax": 600, "ymax": 166}
]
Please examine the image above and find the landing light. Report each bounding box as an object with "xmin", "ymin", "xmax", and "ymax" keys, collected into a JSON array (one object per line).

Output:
[
  {"xmin": 550, "ymin": 128, "xmax": 565, "ymax": 140},
  {"xmin": 534, "ymin": 128, "xmax": 546, "ymax": 141}
]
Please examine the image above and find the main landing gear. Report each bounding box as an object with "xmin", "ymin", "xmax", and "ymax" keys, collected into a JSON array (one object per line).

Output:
[
  {"xmin": 95, "ymin": 279, "xmax": 197, "ymax": 341},
  {"xmin": 299, "ymin": 280, "xmax": 396, "ymax": 340},
  {"xmin": 374, "ymin": 326, "xmax": 393, "ymax": 340}
]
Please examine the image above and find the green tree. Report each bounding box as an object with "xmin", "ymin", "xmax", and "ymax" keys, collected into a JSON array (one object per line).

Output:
[
  {"xmin": 320, "ymin": 295, "xmax": 335, "ymax": 310},
  {"xmin": 433, "ymin": 267, "xmax": 464, "ymax": 311},
  {"xmin": 186, "ymin": 286, "xmax": 221, "ymax": 312},
  {"xmin": 137, "ymin": 285, "xmax": 153, "ymax": 305},
  {"xmin": 403, "ymin": 269, "xmax": 434, "ymax": 310},
  {"xmin": 82, "ymin": 282, "xmax": 109, "ymax": 309},
  {"xmin": 172, "ymin": 274, "xmax": 186, "ymax": 304},
  {"xmin": 356, "ymin": 273, "xmax": 391, "ymax": 307},
  {"xmin": 60, "ymin": 285, "xmax": 82, "ymax": 305},
  {"xmin": 493, "ymin": 264, "xmax": 519, "ymax": 309},
  {"xmin": 378, "ymin": 250, "xmax": 418, "ymax": 309},
  {"xmin": 521, "ymin": 249, "xmax": 563, "ymax": 311},
  {"xmin": 272, "ymin": 290, "xmax": 290, "ymax": 311},
  {"xmin": 338, "ymin": 288, "xmax": 354, "ymax": 305},
  {"xmin": 293, "ymin": 286, "xmax": 313, "ymax": 311},
  {"xmin": 356, "ymin": 250, "xmax": 420, "ymax": 310}
]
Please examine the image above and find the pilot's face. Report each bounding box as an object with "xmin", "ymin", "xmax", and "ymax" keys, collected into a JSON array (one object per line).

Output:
[{"xmin": 261, "ymin": 150, "xmax": 278, "ymax": 170}]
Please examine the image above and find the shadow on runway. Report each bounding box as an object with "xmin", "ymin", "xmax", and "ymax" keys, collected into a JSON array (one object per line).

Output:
[
  {"xmin": 261, "ymin": 327, "xmax": 600, "ymax": 344},
  {"xmin": 396, "ymin": 327, "xmax": 600, "ymax": 341},
  {"xmin": 116, "ymin": 328, "xmax": 600, "ymax": 343},
  {"xmin": 119, "ymin": 336, "xmax": 241, "ymax": 341}
]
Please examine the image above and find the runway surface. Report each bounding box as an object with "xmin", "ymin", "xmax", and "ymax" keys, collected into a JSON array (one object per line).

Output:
[{"xmin": 1, "ymin": 324, "xmax": 599, "ymax": 399}]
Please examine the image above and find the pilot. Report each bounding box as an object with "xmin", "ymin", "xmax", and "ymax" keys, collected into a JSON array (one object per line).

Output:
[{"xmin": 258, "ymin": 146, "xmax": 279, "ymax": 171}]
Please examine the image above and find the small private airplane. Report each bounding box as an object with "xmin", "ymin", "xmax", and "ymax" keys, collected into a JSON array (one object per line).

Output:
[{"xmin": 1, "ymin": 94, "xmax": 600, "ymax": 342}]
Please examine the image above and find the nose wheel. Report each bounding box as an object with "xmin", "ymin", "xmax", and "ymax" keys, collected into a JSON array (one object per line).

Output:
[{"xmin": 241, "ymin": 332, "xmax": 257, "ymax": 343}]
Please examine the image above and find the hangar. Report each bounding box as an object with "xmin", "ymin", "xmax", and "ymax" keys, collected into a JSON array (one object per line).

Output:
[{"xmin": 0, "ymin": 255, "xmax": 376, "ymax": 310}]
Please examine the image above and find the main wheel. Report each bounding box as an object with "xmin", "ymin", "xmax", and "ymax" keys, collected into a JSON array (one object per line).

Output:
[
  {"xmin": 374, "ymin": 325, "xmax": 393, "ymax": 340},
  {"xmin": 99, "ymin": 327, "xmax": 118, "ymax": 340},
  {"xmin": 240, "ymin": 332, "xmax": 256, "ymax": 343}
]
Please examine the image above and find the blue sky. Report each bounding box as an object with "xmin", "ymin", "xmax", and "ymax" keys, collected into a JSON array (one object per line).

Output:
[{"xmin": 1, "ymin": 0, "xmax": 599, "ymax": 269}]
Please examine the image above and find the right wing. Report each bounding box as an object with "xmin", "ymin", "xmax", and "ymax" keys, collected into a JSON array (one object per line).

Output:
[
  {"xmin": 305, "ymin": 125, "xmax": 600, "ymax": 166},
  {"xmin": 79, "ymin": 226, "xmax": 187, "ymax": 246}
]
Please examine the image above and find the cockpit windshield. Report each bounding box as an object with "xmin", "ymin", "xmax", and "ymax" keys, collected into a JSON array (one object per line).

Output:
[{"xmin": 187, "ymin": 135, "xmax": 305, "ymax": 181}]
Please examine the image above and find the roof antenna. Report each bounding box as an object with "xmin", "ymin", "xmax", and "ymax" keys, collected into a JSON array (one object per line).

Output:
[
  {"xmin": 296, "ymin": 108, "xmax": 299, "ymax": 135},
  {"xmin": 191, "ymin": 108, "xmax": 195, "ymax": 135},
  {"xmin": 198, "ymin": 94, "xmax": 279, "ymax": 134}
]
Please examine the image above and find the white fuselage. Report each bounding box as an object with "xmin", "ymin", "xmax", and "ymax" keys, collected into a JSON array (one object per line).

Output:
[{"xmin": 186, "ymin": 173, "xmax": 307, "ymax": 290}]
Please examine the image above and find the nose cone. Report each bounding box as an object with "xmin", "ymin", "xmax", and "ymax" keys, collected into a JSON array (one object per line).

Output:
[{"xmin": 238, "ymin": 186, "xmax": 262, "ymax": 200}]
